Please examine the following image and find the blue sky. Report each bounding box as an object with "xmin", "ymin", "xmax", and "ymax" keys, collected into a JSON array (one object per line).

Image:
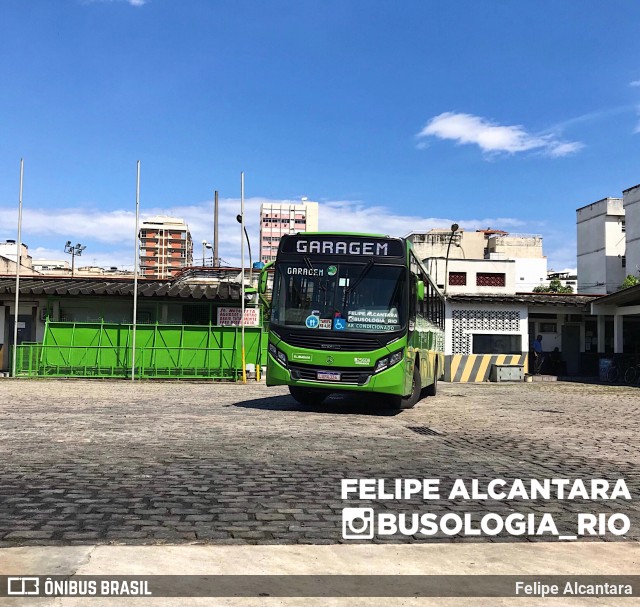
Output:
[{"xmin": 1, "ymin": 0, "xmax": 639, "ymax": 271}]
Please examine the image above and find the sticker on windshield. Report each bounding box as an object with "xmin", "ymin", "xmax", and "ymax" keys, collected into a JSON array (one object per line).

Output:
[
  {"xmin": 333, "ymin": 318, "xmax": 347, "ymax": 331},
  {"xmin": 347, "ymin": 309, "xmax": 399, "ymax": 324},
  {"xmin": 327, "ymin": 265, "xmax": 337, "ymax": 276},
  {"xmin": 319, "ymin": 319, "xmax": 332, "ymax": 330},
  {"xmin": 346, "ymin": 309, "xmax": 401, "ymax": 332},
  {"xmin": 338, "ymin": 278, "xmax": 350, "ymax": 287},
  {"xmin": 305, "ymin": 315, "xmax": 320, "ymax": 329}
]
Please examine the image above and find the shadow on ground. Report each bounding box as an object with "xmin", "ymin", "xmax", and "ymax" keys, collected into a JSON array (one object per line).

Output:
[{"xmin": 230, "ymin": 392, "xmax": 402, "ymax": 416}]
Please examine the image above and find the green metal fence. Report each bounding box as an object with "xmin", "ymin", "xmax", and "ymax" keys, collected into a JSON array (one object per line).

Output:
[{"xmin": 14, "ymin": 321, "xmax": 267, "ymax": 379}]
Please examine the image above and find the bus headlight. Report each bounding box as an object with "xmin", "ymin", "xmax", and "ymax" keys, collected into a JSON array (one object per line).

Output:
[
  {"xmin": 268, "ymin": 343, "xmax": 288, "ymax": 367},
  {"xmin": 374, "ymin": 349, "xmax": 404, "ymax": 374}
]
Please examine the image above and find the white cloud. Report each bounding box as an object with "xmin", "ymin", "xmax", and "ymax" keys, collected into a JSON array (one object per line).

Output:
[
  {"xmin": 0, "ymin": 197, "xmax": 572, "ymax": 273},
  {"xmin": 416, "ymin": 112, "xmax": 583, "ymax": 158},
  {"xmin": 0, "ymin": 207, "xmax": 136, "ymax": 245},
  {"xmin": 317, "ymin": 200, "xmax": 525, "ymax": 236},
  {"xmin": 546, "ymin": 141, "xmax": 585, "ymax": 157}
]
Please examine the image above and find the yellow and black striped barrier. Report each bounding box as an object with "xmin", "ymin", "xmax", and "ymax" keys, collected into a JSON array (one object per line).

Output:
[{"xmin": 445, "ymin": 353, "xmax": 528, "ymax": 382}]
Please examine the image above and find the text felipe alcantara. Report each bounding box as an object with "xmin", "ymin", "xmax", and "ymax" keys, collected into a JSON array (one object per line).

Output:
[
  {"xmin": 341, "ymin": 478, "xmax": 632, "ymax": 540},
  {"xmin": 516, "ymin": 581, "xmax": 633, "ymax": 598}
]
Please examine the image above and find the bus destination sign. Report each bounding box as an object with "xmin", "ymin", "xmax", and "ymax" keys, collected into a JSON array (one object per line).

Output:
[{"xmin": 281, "ymin": 235, "xmax": 405, "ymax": 258}]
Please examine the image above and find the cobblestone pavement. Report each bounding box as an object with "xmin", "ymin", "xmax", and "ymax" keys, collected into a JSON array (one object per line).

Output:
[{"xmin": 0, "ymin": 379, "xmax": 638, "ymax": 546}]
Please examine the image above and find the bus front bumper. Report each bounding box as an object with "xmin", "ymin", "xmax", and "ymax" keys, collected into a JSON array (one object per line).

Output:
[{"xmin": 266, "ymin": 354, "xmax": 406, "ymax": 396}]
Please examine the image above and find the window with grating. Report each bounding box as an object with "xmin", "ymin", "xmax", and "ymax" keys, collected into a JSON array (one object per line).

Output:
[
  {"xmin": 448, "ymin": 272, "xmax": 467, "ymax": 286},
  {"xmin": 476, "ymin": 272, "xmax": 505, "ymax": 287},
  {"xmin": 452, "ymin": 309, "xmax": 520, "ymax": 355}
]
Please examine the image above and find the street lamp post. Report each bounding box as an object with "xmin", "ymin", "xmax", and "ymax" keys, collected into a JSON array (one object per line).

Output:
[
  {"xmin": 443, "ymin": 223, "xmax": 459, "ymax": 295},
  {"xmin": 201, "ymin": 240, "xmax": 212, "ymax": 266},
  {"xmin": 64, "ymin": 241, "xmax": 86, "ymax": 277},
  {"xmin": 236, "ymin": 214, "xmax": 253, "ymax": 285}
]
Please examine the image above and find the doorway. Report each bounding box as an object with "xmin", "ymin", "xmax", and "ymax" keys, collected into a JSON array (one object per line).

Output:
[{"xmin": 561, "ymin": 324, "xmax": 581, "ymax": 376}]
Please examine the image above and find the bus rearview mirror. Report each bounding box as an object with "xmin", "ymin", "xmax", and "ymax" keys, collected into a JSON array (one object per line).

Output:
[
  {"xmin": 259, "ymin": 261, "xmax": 274, "ymax": 294},
  {"xmin": 417, "ymin": 280, "xmax": 425, "ymax": 301}
]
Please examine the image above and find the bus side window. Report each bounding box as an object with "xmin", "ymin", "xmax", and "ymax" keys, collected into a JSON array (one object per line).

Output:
[
  {"xmin": 418, "ymin": 270, "xmax": 426, "ymax": 317},
  {"xmin": 409, "ymin": 274, "xmax": 417, "ymax": 326}
]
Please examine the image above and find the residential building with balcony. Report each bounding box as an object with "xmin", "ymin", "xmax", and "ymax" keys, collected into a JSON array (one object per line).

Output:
[
  {"xmin": 259, "ymin": 201, "xmax": 319, "ymax": 262},
  {"xmin": 139, "ymin": 216, "xmax": 193, "ymax": 278}
]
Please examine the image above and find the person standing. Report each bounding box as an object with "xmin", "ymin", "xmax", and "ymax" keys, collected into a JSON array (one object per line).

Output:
[{"xmin": 532, "ymin": 334, "xmax": 544, "ymax": 374}]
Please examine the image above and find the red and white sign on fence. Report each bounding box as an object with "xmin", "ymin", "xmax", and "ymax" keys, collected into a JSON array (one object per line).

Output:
[{"xmin": 216, "ymin": 307, "xmax": 261, "ymax": 327}]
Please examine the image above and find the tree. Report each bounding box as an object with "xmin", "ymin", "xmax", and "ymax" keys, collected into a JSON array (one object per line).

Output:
[
  {"xmin": 532, "ymin": 279, "xmax": 573, "ymax": 294},
  {"xmin": 619, "ymin": 275, "xmax": 640, "ymax": 291}
]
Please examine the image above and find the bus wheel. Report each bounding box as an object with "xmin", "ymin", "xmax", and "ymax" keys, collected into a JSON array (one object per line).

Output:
[
  {"xmin": 392, "ymin": 365, "xmax": 421, "ymax": 410},
  {"xmin": 424, "ymin": 364, "xmax": 438, "ymax": 397},
  {"xmin": 289, "ymin": 386, "xmax": 327, "ymax": 406}
]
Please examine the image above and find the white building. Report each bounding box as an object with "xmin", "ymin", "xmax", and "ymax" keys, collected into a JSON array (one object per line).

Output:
[
  {"xmin": 407, "ymin": 229, "xmax": 547, "ymax": 293},
  {"xmin": 575, "ymin": 182, "xmax": 640, "ymax": 358},
  {"xmin": 576, "ymin": 197, "xmax": 626, "ymax": 294},
  {"xmin": 443, "ymin": 292, "xmax": 599, "ymax": 381},
  {"xmin": 259, "ymin": 201, "xmax": 319, "ymax": 262},
  {"xmin": 425, "ymin": 258, "xmax": 517, "ymax": 294},
  {"xmin": 32, "ymin": 259, "xmax": 70, "ymax": 274},
  {"xmin": 0, "ymin": 241, "xmax": 36, "ymax": 274},
  {"xmin": 623, "ymin": 183, "xmax": 640, "ymax": 280}
]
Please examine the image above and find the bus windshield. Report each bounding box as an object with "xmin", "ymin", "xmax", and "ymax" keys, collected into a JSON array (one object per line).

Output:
[{"xmin": 271, "ymin": 262, "xmax": 407, "ymax": 333}]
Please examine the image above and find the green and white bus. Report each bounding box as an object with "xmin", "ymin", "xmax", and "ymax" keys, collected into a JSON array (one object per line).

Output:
[{"xmin": 260, "ymin": 233, "xmax": 445, "ymax": 409}]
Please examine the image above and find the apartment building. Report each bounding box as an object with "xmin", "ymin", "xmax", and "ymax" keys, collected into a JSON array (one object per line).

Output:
[
  {"xmin": 259, "ymin": 201, "xmax": 319, "ymax": 262},
  {"xmin": 139, "ymin": 216, "xmax": 193, "ymax": 278}
]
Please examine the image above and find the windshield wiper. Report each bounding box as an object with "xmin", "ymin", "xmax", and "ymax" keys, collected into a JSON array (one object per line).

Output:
[
  {"xmin": 304, "ymin": 256, "xmax": 327, "ymax": 291},
  {"xmin": 342, "ymin": 259, "xmax": 374, "ymax": 307}
]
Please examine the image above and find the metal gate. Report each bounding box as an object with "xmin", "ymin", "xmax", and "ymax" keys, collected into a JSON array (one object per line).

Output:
[{"xmin": 14, "ymin": 320, "xmax": 267, "ymax": 379}]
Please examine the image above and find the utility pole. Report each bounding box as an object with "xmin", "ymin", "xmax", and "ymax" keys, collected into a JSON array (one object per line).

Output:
[{"xmin": 213, "ymin": 190, "xmax": 219, "ymax": 267}]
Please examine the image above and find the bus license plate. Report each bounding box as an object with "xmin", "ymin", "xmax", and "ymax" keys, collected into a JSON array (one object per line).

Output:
[{"xmin": 317, "ymin": 371, "xmax": 340, "ymax": 381}]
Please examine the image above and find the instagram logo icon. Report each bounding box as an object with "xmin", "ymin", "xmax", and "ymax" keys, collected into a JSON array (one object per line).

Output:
[{"xmin": 342, "ymin": 507, "xmax": 375, "ymax": 539}]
